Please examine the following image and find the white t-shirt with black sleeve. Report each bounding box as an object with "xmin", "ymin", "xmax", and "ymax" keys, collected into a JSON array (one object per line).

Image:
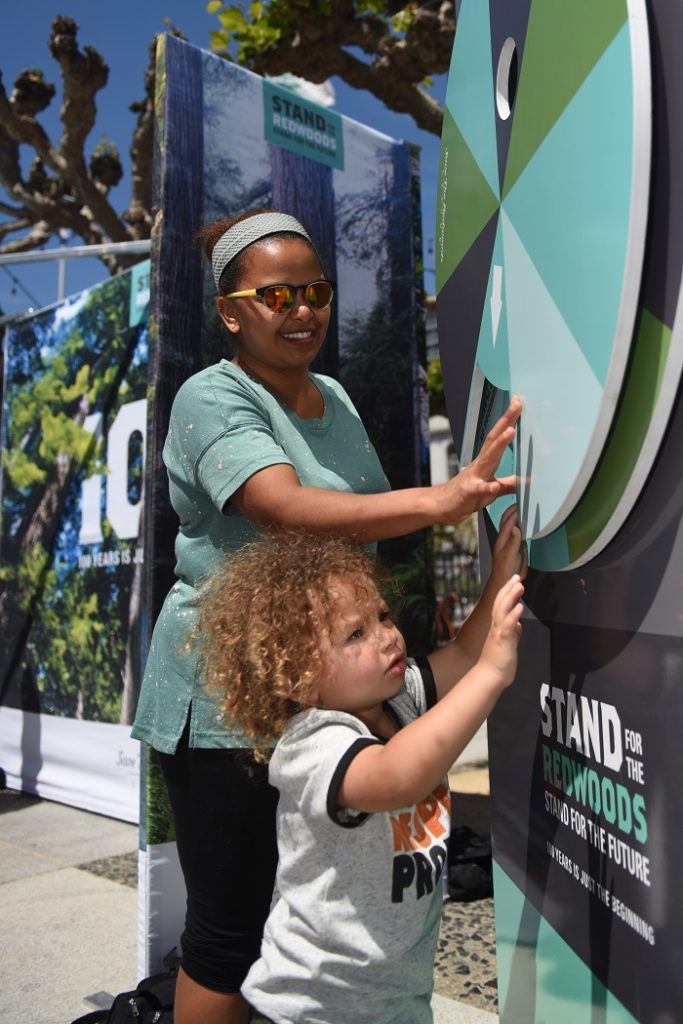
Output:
[{"xmin": 242, "ymin": 658, "xmax": 451, "ymax": 1024}]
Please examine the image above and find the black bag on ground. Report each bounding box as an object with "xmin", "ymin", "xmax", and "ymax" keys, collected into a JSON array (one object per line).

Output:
[
  {"xmin": 71, "ymin": 948, "xmax": 179, "ymax": 1024},
  {"xmin": 447, "ymin": 824, "xmax": 493, "ymax": 902}
]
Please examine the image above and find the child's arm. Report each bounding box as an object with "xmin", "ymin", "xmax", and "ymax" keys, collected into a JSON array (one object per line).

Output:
[
  {"xmin": 427, "ymin": 504, "xmax": 527, "ymax": 700},
  {"xmin": 337, "ymin": 574, "xmax": 524, "ymax": 813}
]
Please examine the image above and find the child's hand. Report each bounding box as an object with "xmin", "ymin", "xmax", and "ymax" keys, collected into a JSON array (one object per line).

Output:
[
  {"xmin": 491, "ymin": 504, "xmax": 528, "ymax": 586},
  {"xmin": 479, "ymin": 574, "xmax": 524, "ymax": 688}
]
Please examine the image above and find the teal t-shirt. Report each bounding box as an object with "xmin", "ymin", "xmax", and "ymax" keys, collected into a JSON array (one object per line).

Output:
[{"xmin": 131, "ymin": 360, "xmax": 390, "ymax": 753}]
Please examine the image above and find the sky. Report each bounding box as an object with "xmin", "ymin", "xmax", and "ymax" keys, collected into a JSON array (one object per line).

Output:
[{"xmin": 0, "ymin": 1, "xmax": 446, "ymax": 319}]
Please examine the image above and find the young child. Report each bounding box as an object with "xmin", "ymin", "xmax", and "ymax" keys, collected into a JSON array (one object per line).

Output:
[{"xmin": 198, "ymin": 508, "xmax": 526, "ymax": 1024}]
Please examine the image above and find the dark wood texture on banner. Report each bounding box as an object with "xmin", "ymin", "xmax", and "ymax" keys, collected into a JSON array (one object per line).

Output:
[
  {"xmin": 141, "ymin": 35, "xmax": 205, "ymax": 653},
  {"xmin": 271, "ymin": 146, "xmax": 339, "ymax": 379},
  {"xmin": 372, "ymin": 142, "xmax": 433, "ymax": 652}
]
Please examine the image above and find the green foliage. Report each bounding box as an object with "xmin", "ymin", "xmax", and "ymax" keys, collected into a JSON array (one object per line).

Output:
[
  {"xmin": 427, "ymin": 355, "xmax": 443, "ymax": 397},
  {"xmin": 206, "ymin": 0, "xmax": 413, "ymax": 63},
  {"xmin": 390, "ymin": 6, "xmax": 415, "ymax": 34},
  {"xmin": 427, "ymin": 355, "xmax": 447, "ymax": 416},
  {"xmin": 387, "ymin": 539, "xmax": 436, "ymax": 653},
  {"xmin": 39, "ymin": 409, "xmax": 95, "ymax": 465},
  {"xmin": 208, "ymin": 0, "xmax": 288, "ymax": 60},
  {"xmin": 1, "ymin": 271, "xmax": 146, "ymax": 723},
  {"xmin": 3, "ymin": 277, "xmax": 137, "ymax": 519},
  {"xmin": 23, "ymin": 550, "xmax": 128, "ymax": 720},
  {"xmin": 3, "ymin": 448, "xmax": 47, "ymax": 489},
  {"xmin": 61, "ymin": 363, "xmax": 92, "ymax": 401},
  {"xmin": 14, "ymin": 546, "xmax": 55, "ymax": 613},
  {"xmin": 146, "ymin": 746, "xmax": 176, "ymax": 845},
  {"xmin": 92, "ymin": 137, "xmax": 120, "ymax": 159}
]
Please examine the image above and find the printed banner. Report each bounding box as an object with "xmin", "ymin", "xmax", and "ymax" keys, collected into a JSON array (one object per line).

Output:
[
  {"xmin": 488, "ymin": 594, "xmax": 683, "ymax": 1022},
  {"xmin": 137, "ymin": 33, "xmax": 429, "ymax": 976},
  {"xmin": 0, "ymin": 264, "xmax": 149, "ymax": 822}
]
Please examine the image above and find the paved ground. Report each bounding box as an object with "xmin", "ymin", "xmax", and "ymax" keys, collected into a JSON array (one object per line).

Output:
[
  {"xmin": 438, "ymin": 764, "xmax": 498, "ymax": 1015},
  {"xmin": 0, "ymin": 788, "xmax": 139, "ymax": 1024},
  {"xmin": 0, "ymin": 735, "xmax": 497, "ymax": 1024}
]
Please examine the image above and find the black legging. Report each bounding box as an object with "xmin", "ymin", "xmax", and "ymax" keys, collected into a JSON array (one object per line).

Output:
[{"xmin": 157, "ymin": 722, "xmax": 279, "ymax": 992}]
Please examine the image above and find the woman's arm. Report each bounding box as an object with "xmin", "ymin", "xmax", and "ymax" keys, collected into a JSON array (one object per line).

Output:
[
  {"xmin": 232, "ymin": 397, "xmax": 522, "ymax": 542},
  {"xmin": 337, "ymin": 574, "xmax": 524, "ymax": 812}
]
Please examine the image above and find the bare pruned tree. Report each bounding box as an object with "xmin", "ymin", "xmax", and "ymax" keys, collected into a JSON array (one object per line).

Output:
[
  {"xmin": 0, "ymin": 16, "xmax": 154, "ymax": 276},
  {"xmin": 0, "ymin": 4, "xmax": 455, "ymax": 275}
]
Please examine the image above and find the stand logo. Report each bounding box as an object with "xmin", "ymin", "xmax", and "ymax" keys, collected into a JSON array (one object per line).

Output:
[
  {"xmin": 129, "ymin": 259, "xmax": 150, "ymax": 328},
  {"xmin": 263, "ymin": 81, "xmax": 344, "ymax": 170}
]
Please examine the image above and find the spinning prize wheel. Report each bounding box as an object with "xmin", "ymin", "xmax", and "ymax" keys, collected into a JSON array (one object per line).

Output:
[{"xmin": 436, "ymin": 0, "xmax": 683, "ymax": 570}]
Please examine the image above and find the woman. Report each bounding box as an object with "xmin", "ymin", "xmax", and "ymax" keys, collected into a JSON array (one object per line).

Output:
[{"xmin": 132, "ymin": 208, "xmax": 520, "ymax": 1024}]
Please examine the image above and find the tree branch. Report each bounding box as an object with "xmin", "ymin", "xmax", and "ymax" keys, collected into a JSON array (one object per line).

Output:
[
  {"xmin": 0, "ymin": 215, "xmax": 31, "ymax": 240},
  {"xmin": 0, "ymin": 73, "xmax": 64, "ymax": 174},
  {"xmin": 123, "ymin": 37, "xmax": 156, "ymax": 238},
  {"xmin": 0, "ymin": 16, "xmax": 155, "ymax": 275},
  {"xmin": 0, "ymin": 199, "xmax": 24, "ymax": 216},
  {"xmin": 0, "ymin": 219, "xmax": 52, "ymax": 253},
  {"xmin": 0, "ymin": 118, "xmax": 23, "ymax": 192},
  {"xmin": 48, "ymin": 17, "xmax": 129, "ymax": 242},
  {"xmin": 228, "ymin": 0, "xmax": 455, "ymax": 136}
]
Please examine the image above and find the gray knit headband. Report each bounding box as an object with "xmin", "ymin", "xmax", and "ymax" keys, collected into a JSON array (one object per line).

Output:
[{"xmin": 211, "ymin": 212, "xmax": 313, "ymax": 291}]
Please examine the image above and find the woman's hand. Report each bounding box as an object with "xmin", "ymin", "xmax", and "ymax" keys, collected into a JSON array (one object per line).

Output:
[
  {"xmin": 437, "ymin": 396, "xmax": 521, "ymax": 524},
  {"xmin": 491, "ymin": 504, "xmax": 528, "ymax": 587},
  {"xmin": 479, "ymin": 574, "xmax": 525, "ymax": 689}
]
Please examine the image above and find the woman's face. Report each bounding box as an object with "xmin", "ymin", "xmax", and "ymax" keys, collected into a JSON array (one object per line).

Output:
[{"xmin": 216, "ymin": 237, "xmax": 331, "ymax": 377}]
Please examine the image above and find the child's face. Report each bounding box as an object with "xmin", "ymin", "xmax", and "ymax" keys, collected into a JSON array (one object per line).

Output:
[{"xmin": 314, "ymin": 577, "xmax": 407, "ymax": 718}]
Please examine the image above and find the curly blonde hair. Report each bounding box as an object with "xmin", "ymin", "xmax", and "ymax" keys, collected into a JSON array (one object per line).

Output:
[{"xmin": 198, "ymin": 532, "xmax": 393, "ymax": 761}]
